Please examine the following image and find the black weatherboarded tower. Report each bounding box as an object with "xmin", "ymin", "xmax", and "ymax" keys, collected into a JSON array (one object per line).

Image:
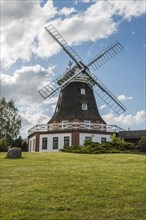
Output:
[
  {"xmin": 28, "ymin": 25, "xmax": 126, "ymax": 151},
  {"xmin": 49, "ymin": 81, "xmax": 106, "ymax": 124}
]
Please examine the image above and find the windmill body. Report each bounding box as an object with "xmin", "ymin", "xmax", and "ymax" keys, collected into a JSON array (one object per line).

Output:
[
  {"xmin": 28, "ymin": 25, "xmax": 126, "ymax": 152},
  {"xmin": 49, "ymin": 81, "xmax": 106, "ymax": 124}
]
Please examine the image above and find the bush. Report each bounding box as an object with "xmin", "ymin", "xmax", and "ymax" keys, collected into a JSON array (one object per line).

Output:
[
  {"xmin": 84, "ymin": 136, "xmax": 93, "ymax": 146},
  {"xmin": 60, "ymin": 140, "xmax": 140, "ymax": 154},
  {"xmin": 138, "ymin": 136, "xmax": 146, "ymax": 153},
  {"xmin": 7, "ymin": 147, "xmax": 22, "ymax": 159},
  {"xmin": 60, "ymin": 134, "xmax": 145, "ymax": 154}
]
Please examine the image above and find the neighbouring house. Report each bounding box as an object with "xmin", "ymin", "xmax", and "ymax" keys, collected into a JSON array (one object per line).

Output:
[{"xmin": 118, "ymin": 130, "xmax": 146, "ymax": 144}]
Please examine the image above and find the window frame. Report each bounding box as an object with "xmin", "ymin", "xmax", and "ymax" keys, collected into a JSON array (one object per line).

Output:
[
  {"xmin": 42, "ymin": 137, "xmax": 47, "ymax": 150},
  {"xmin": 101, "ymin": 137, "xmax": 107, "ymax": 143},
  {"xmin": 64, "ymin": 136, "xmax": 70, "ymax": 147},
  {"xmin": 85, "ymin": 136, "xmax": 90, "ymax": 141},
  {"xmin": 33, "ymin": 139, "xmax": 35, "ymax": 151},
  {"xmin": 29, "ymin": 140, "xmax": 32, "ymax": 151},
  {"xmin": 84, "ymin": 120, "xmax": 91, "ymax": 128},
  {"xmin": 53, "ymin": 137, "xmax": 59, "ymax": 149},
  {"xmin": 62, "ymin": 120, "xmax": 68, "ymax": 128},
  {"xmin": 81, "ymin": 88, "xmax": 85, "ymax": 94},
  {"xmin": 55, "ymin": 106, "xmax": 58, "ymax": 112},
  {"xmin": 82, "ymin": 103, "xmax": 88, "ymax": 110}
]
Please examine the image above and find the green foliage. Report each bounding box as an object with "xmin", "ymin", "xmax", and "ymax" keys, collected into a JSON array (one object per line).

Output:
[
  {"xmin": 61, "ymin": 138, "xmax": 143, "ymax": 154},
  {"xmin": 112, "ymin": 133, "xmax": 126, "ymax": 144},
  {"xmin": 112, "ymin": 133, "xmax": 117, "ymax": 142},
  {"xmin": 139, "ymin": 136, "xmax": 146, "ymax": 147},
  {"xmin": 0, "ymin": 138, "xmax": 9, "ymax": 152},
  {"xmin": 83, "ymin": 135, "xmax": 93, "ymax": 146},
  {"xmin": 0, "ymin": 97, "xmax": 21, "ymax": 146},
  {"xmin": 12, "ymin": 136, "xmax": 28, "ymax": 152},
  {"xmin": 138, "ymin": 136, "xmax": 146, "ymax": 152}
]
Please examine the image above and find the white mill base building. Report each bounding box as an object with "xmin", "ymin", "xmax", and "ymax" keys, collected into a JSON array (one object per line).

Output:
[{"xmin": 28, "ymin": 122, "xmax": 122, "ymax": 152}]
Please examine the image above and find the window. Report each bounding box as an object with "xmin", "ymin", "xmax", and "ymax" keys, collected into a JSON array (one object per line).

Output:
[
  {"xmin": 29, "ymin": 140, "xmax": 32, "ymax": 151},
  {"xmin": 42, "ymin": 137, "xmax": 47, "ymax": 149},
  {"xmin": 62, "ymin": 120, "xmax": 68, "ymax": 128},
  {"xmin": 101, "ymin": 137, "xmax": 106, "ymax": 143},
  {"xmin": 53, "ymin": 137, "xmax": 58, "ymax": 149},
  {"xmin": 81, "ymin": 88, "xmax": 85, "ymax": 94},
  {"xmin": 56, "ymin": 106, "xmax": 58, "ymax": 112},
  {"xmin": 85, "ymin": 136, "xmax": 90, "ymax": 141},
  {"xmin": 64, "ymin": 136, "xmax": 70, "ymax": 146},
  {"xmin": 33, "ymin": 139, "xmax": 35, "ymax": 151},
  {"xmin": 84, "ymin": 120, "xmax": 90, "ymax": 129},
  {"xmin": 82, "ymin": 103, "xmax": 87, "ymax": 110}
]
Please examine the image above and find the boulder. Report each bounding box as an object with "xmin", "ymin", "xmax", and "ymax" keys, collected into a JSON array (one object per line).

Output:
[{"xmin": 7, "ymin": 147, "xmax": 22, "ymax": 159}]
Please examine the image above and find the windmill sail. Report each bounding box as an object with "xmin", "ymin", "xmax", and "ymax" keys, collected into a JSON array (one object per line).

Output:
[
  {"xmin": 39, "ymin": 24, "xmax": 126, "ymax": 115},
  {"xmin": 45, "ymin": 25, "xmax": 82, "ymax": 65},
  {"xmin": 38, "ymin": 65, "xmax": 85, "ymax": 99},
  {"xmin": 38, "ymin": 79, "xmax": 60, "ymax": 99},
  {"xmin": 74, "ymin": 69, "xmax": 126, "ymax": 115},
  {"xmin": 88, "ymin": 42, "xmax": 124, "ymax": 70},
  {"xmin": 92, "ymin": 75, "xmax": 126, "ymax": 115},
  {"xmin": 39, "ymin": 63, "xmax": 126, "ymax": 115}
]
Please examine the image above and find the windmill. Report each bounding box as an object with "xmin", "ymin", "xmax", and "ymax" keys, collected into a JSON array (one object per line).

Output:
[
  {"xmin": 28, "ymin": 24, "xmax": 126, "ymax": 151},
  {"xmin": 38, "ymin": 25, "xmax": 126, "ymax": 123}
]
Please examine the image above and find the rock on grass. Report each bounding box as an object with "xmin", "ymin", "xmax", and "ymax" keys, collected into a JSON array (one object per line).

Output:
[{"xmin": 7, "ymin": 147, "xmax": 22, "ymax": 159}]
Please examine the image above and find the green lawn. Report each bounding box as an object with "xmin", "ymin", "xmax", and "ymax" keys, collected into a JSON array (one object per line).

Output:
[{"xmin": 0, "ymin": 152, "xmax": 146, "ymax": 220}]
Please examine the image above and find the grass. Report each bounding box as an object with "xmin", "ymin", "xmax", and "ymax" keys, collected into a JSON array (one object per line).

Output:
[{"xmin": 0, "ymin": 152, "xmax": 146, "ymax": 220}]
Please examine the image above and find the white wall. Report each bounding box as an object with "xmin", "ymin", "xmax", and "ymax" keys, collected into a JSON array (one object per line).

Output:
[
  {"xmin": 79, "ymin": 133, "xmax": 112, "ymax": 146},
  {"xmin": 39, "ymin": 133, "xmax": 72, "ymax": 152},
  {"xmin": 28, "ymin": 132, "xmax": 112, "ymax": 152},
  {"xmin": 29, "ymin": 136, "xmax": 36, "ymax": 152}
]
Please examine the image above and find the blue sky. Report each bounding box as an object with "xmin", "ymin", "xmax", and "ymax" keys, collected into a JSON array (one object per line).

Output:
[{"xmin": 1, "ymin": 0, "xmax": 146, "ymax": 138}]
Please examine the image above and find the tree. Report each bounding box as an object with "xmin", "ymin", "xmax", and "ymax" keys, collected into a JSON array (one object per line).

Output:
[
  {"xmin": 84, "ymin": 135, "xmax": 94, "ymax": 146},
  {"xmin": 0, "ymin": 97, "xmax": 21, "ymax": 146},
  {"xmin": 138, "ymin": 136, "xmax": 146, "ymax": 152},
  {"xmin": 138, "ymin": 136, "xmax": 146, "ymax": 146},
  {"xmin": 12, "ymin": 136, "xmax": 28, "ymax": 151},
  {"xmin": 0, "ymin": 138, "xmax": 8, "ymax": 152},
  {"xmin": 112, "ymin": 133, "xmax": 125, "ymax": 144}
]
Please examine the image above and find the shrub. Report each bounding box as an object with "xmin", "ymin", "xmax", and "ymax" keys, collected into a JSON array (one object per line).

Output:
[
  {"xmin": 138, "ymin": 136, "xmax": 146, "ymax": 153},
  {"xmin": 7, "ymin": 147, "xmax": 22, "ymax": 159},
  {"xmin": 83, "ymin": 135, "xmax": 93, "ymax": 146},
  {"xmin": 60, "ymin": 138, "xmax": 143, "ymax": 154}
]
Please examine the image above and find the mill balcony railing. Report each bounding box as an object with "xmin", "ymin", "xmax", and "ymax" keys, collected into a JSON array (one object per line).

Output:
[{"xmin": 28, "ymin": 122, "xmax": 124, "ymax": 136}]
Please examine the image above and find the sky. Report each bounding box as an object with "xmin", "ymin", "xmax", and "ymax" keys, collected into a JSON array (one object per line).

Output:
[{"xmin": 0, "ymin": 0, "xmax": 146, "ymax": 138}]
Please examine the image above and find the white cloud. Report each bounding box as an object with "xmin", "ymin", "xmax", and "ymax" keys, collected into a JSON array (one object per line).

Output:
[
  {"xmin": 82, "ymin": 0, "xmax": 91, "ymax": 3},
  {"xmin": 60, "ymin": 7, "xmax": 76, "ymax": 16},
  {"xmin": 103, "ymin": 111, "xmax": 146, "ymax": 128},
  {"xmin": 1, "ymin": 0, "xmax": 57, "ymax": 68},
  {"xmin": 1, "ymin": 64, "xmax": 59, "ymax": 138},
  {"xmin": 20, "ymin": 104, "xmax": 50, "ymax": 138},
  {"xmin": 118, "ymin": 95, "xmax": 133, "ymax": 102},
  {"xmin": 110, "ymin": 0, "xmax": 146, "ymax": 21},
  {"xmin": 99, "ymin": 104, "xmax": 107, "ymax": 110},
  {"xmin": 1, "ymin": 0, "xmax": 145, "ymax": 68},
  {"xmin": 1, "ymin": 64, "xmax": 56, "ymax": 105}
]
